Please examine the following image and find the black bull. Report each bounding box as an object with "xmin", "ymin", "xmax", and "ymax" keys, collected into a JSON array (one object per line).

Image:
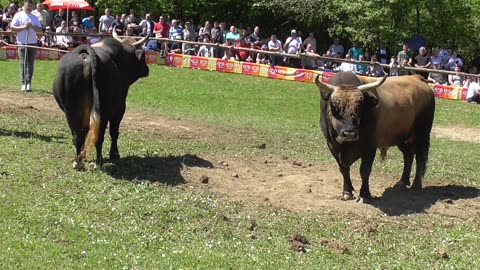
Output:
[
  {"xmin": 53, "ymin": 33, "xmax": 149, "ymax": 169},
  {"xmin": 316, "ymin": 72, "xmax": 435, "ymax": 201}
]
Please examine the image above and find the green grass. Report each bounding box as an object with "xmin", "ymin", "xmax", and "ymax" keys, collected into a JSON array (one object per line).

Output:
[{"xmin": 1, "ymin": 60, "xmax": 480, "ymax": 269}]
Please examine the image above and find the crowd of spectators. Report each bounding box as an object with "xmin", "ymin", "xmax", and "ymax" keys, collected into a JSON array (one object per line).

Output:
[{"xmin": 1, "ymin": 3, "xmax": 480, "ymax": 102}]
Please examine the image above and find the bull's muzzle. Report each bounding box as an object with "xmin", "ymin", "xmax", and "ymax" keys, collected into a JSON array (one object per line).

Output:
[{"xmin": 336, "ymin": 129, "xmax": 359, "ymax": 143}]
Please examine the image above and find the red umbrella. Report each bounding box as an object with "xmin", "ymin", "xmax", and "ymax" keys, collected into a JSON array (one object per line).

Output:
[{"xmin": 42, "ymin": 0, "xmax": 94, "ymax": 11}]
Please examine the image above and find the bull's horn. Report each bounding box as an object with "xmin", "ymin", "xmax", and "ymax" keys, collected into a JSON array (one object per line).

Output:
[
  {"xmin": 358, "ymin": 75, "xmax": 387, "ymax": 92},
  {"xmin": 315, "ymin": 74, "xmax": 336, "ymax": 96},
  {"xmin": 112, "ymin": 26, "xmax": 122, "ymax": 42},
  {"xmin": 132, "ymin": 34, "xmax": 150, "ymax": 47}
]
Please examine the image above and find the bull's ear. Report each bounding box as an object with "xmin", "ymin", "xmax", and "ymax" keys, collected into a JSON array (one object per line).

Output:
[
  {"xmin": 363, "ymin": 93, "xmax": 378, "ymax": 108},
  {"xmin": 135, "ymin": 50, "xmax": 144, "ymax": 61},
  {"xmin": 315, "ymin": 74, "xmax": 335, "ymax": 100}
]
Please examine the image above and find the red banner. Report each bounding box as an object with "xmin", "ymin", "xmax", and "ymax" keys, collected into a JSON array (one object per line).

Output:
[
  {"xmin": 242, "ymin": 62, "xmax": 253, "ymax": 75},
  {"xmin": 294, "ymin": 69, "xmax": 305, "ymax": 82},
  {"xmin": 6, "ymin": 46, "xmax": 17, "ymax": 60},
  {"xmin": 216, "ymin": 59, "xmax": 226, "ymax": 72},
  {"xmin": 145, "ymin": 51, "xmax": 158, "ymax": 64},
  {"xmin": 462, "ymin": 87, "xmax": 468, "ymax": 101},
  {"xmin": 322, "ymin": 71, "xmax": 336, "ymax": 83}
]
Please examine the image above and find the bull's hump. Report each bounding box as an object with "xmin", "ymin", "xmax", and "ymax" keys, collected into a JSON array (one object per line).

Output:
[{"xmin": 329, "ymin": 72, "xmax": 363, "ymax": 86}]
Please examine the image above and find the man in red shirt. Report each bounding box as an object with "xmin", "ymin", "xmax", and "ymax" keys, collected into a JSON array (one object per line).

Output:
[
  {"xmin": 235, "ymin": 38, "xmax": 250, "ymax": 61},
  {"xmin": 153, "ymin": 15, "xmax": 170, "ymax": 53},
  {"xmin": 153, "ymin": 15, "xmax": 170, "ymax": 38}
]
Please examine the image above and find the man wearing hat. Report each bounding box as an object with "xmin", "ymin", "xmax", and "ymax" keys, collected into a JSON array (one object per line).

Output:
[{"xmin": 284, "ymin": 29, "xmax": 302, "ymax": 67}]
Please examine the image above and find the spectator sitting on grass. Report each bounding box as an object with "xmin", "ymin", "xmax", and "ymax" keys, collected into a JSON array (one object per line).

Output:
[{"xmin": 466, "ymin": 77, "xmax": 480, "ymax": 103}]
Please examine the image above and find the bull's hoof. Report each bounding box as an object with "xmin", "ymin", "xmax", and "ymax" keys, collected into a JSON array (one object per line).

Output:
[
  {"xmin": 109, "ymin": 151, "xmax": 120, "ymax": 160},
  {"xmin": 341, "ymin": 192, "xmax": 355, "ymax": 201},
  {"xmin": 410, "ymin": 181, "xmax": 422, "ymax": 190},
  {"xmin": 356, "ymin": 195, "xmax": 375, "ymax": 203},
  {"xmin": 88, "ymin": 162, "xmax": 101, "ymax": 170},
  {"xmin": 393, "ymin": 181, "xmax": 409, "ymax": 190},
  {"xmin": 355, "ymin": 197, "xmax": 367, "ymax": 204},
  {"xmin": 73, "ymin": 160, "xmax": 85, "ymax": 170}
]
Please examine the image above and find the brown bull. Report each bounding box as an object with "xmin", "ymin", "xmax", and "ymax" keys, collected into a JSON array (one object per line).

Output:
[{"xmin": 316, "ymin": 72, "xmax": 435, "ymax": 201}]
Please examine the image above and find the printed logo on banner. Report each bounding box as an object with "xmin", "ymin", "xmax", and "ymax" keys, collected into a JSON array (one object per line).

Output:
[
  {"xmin": 216, "ymin": 60, "xmax": 226, "ymax": 72},
  {"xmin": 322, "ymin": 71, "xmax": 336, "ymax": 83},
  {"xmin": 166, "ymin": 54, "xmax": 174, "ymax": 66},
  {"xmin": 173, "ymin": 55, "xmax": 183, "ymax": 67},
  {"xmin": 268, "ymin": 66, "xmax": 277, "ymax": 78},
  {"xmin": 6, "ymin": 47, "xmax": 17, "ymax": 59},
  {"xmin": 225, "ymin": 61, "xmax": 235, "ymax": 73},
  {"xmin": 191, "ymin": 57, "xmax": 200, "ymax": 69},
  {"xmin": 146, "ymin": 52, "xmax": 158, "ymax": 64},
  {"xmin": 295, "ymin": 69, "xmax": 305, "ymax": 81},
  {"xmin": 242, "ymin": 63, "xmax": 252, "ymax": 75},
  {"xmin": 251, "ymin": 64, "xmax": 260, "ymax": 76},
  {"xmin": 199, "ymin": 59, "xmax": 208, "ymax": 69},
  {"xmin": 304, "ymin": 71, "xmax": 315, "ymax": 82},
  {"xmin": 267, "ymin": 66, "xmax": 288, "ymax": 80}
]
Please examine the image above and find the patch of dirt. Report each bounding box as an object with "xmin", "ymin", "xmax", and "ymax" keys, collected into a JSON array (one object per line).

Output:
[
  {"xmin": 1, "ymin": 88, "xmax": 479, "ymax": 218},
  {"xmin": 289, "ymin": 234, "xmax": 310, "ymax": 253},
  {"xmin": 0, "ymin": 89, "xmax": 215, "ymax": 142},
  {"xmin": 432, "ymin": 127, "xmax": 480, "ymax": 143}
]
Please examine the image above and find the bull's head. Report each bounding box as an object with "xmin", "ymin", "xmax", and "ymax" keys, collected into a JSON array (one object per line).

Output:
[
  {"xmin": 112, "ymin": 28, "xmax": 150, "ymax": 80},
  {"xmin": 316, "ymin": 75, "xmax": 387, "ymax": 143}
]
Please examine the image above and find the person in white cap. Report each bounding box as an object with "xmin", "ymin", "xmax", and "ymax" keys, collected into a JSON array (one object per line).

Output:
[
  {"xmin": 284, "ymin": 29, "xmax": 302, "ymax": 67},
  {"xmin": 10, "ymin": 0, "xmax": 42, "ymax": 92}
]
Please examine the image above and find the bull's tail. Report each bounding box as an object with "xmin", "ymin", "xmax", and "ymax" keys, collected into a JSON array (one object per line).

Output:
[{"xmin": 77, "ymin": 45, "xmax": 100, "ymax": 164}]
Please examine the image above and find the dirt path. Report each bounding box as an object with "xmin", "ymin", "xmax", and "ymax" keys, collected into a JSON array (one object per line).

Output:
[{"xmin": 1, "ymin": 89, "xmax": 479, "ymax": 217}]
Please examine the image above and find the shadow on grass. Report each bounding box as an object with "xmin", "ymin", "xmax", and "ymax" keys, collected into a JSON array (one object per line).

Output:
[
  {"xmin": 0, "ymin": 128, "xmax": 65, "ymax": 142},
  {"xmin": 102, "ymin": 154, "xmax": 214, "ymax": 186},
  {"xmin": 371, "ymin": 184, "xmax": 480, "ymax": 216}
]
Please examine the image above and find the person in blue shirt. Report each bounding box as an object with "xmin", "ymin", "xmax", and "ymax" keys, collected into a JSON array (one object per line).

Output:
[{"xmin": 82, "ymin": 16, "xmax": 95, "ymax": 30}]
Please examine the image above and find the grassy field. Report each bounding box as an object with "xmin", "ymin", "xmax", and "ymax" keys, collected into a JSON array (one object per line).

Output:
[{"xmin": 0, "ymin": 60, "xmax": 479, "ymax": 269}]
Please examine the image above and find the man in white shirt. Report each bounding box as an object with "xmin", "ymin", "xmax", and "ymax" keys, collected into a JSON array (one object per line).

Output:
[
  {"xmin": 338, "ymin": 53, "xmax": 355, "ymax": 72},
  {"xmin": 284, "ymin": 29, "xmax": 302, "ymax": 67},
  {"xmin": 10, "ymin": 0, "xmax": 42, "ymax": 92},
  {"xmin": 31, "ymin": 3, "xmax": 49, "ymax": 28},
  {"xmin": 328, "ymin": 38, "xmax": 345, "ymax": 57},
  {"xmin": 99, "ymin": 8, "xmax": 114, "ymax": 33},
  {"xmin": 268, "ymin": 34, "xmax": 283, "ymax": 66}
]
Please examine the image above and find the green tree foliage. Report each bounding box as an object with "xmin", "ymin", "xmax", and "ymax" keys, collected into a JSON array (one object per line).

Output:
[{"xmin": 254, "ymin": 0, "xmax": 480, "ymax": 63}]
